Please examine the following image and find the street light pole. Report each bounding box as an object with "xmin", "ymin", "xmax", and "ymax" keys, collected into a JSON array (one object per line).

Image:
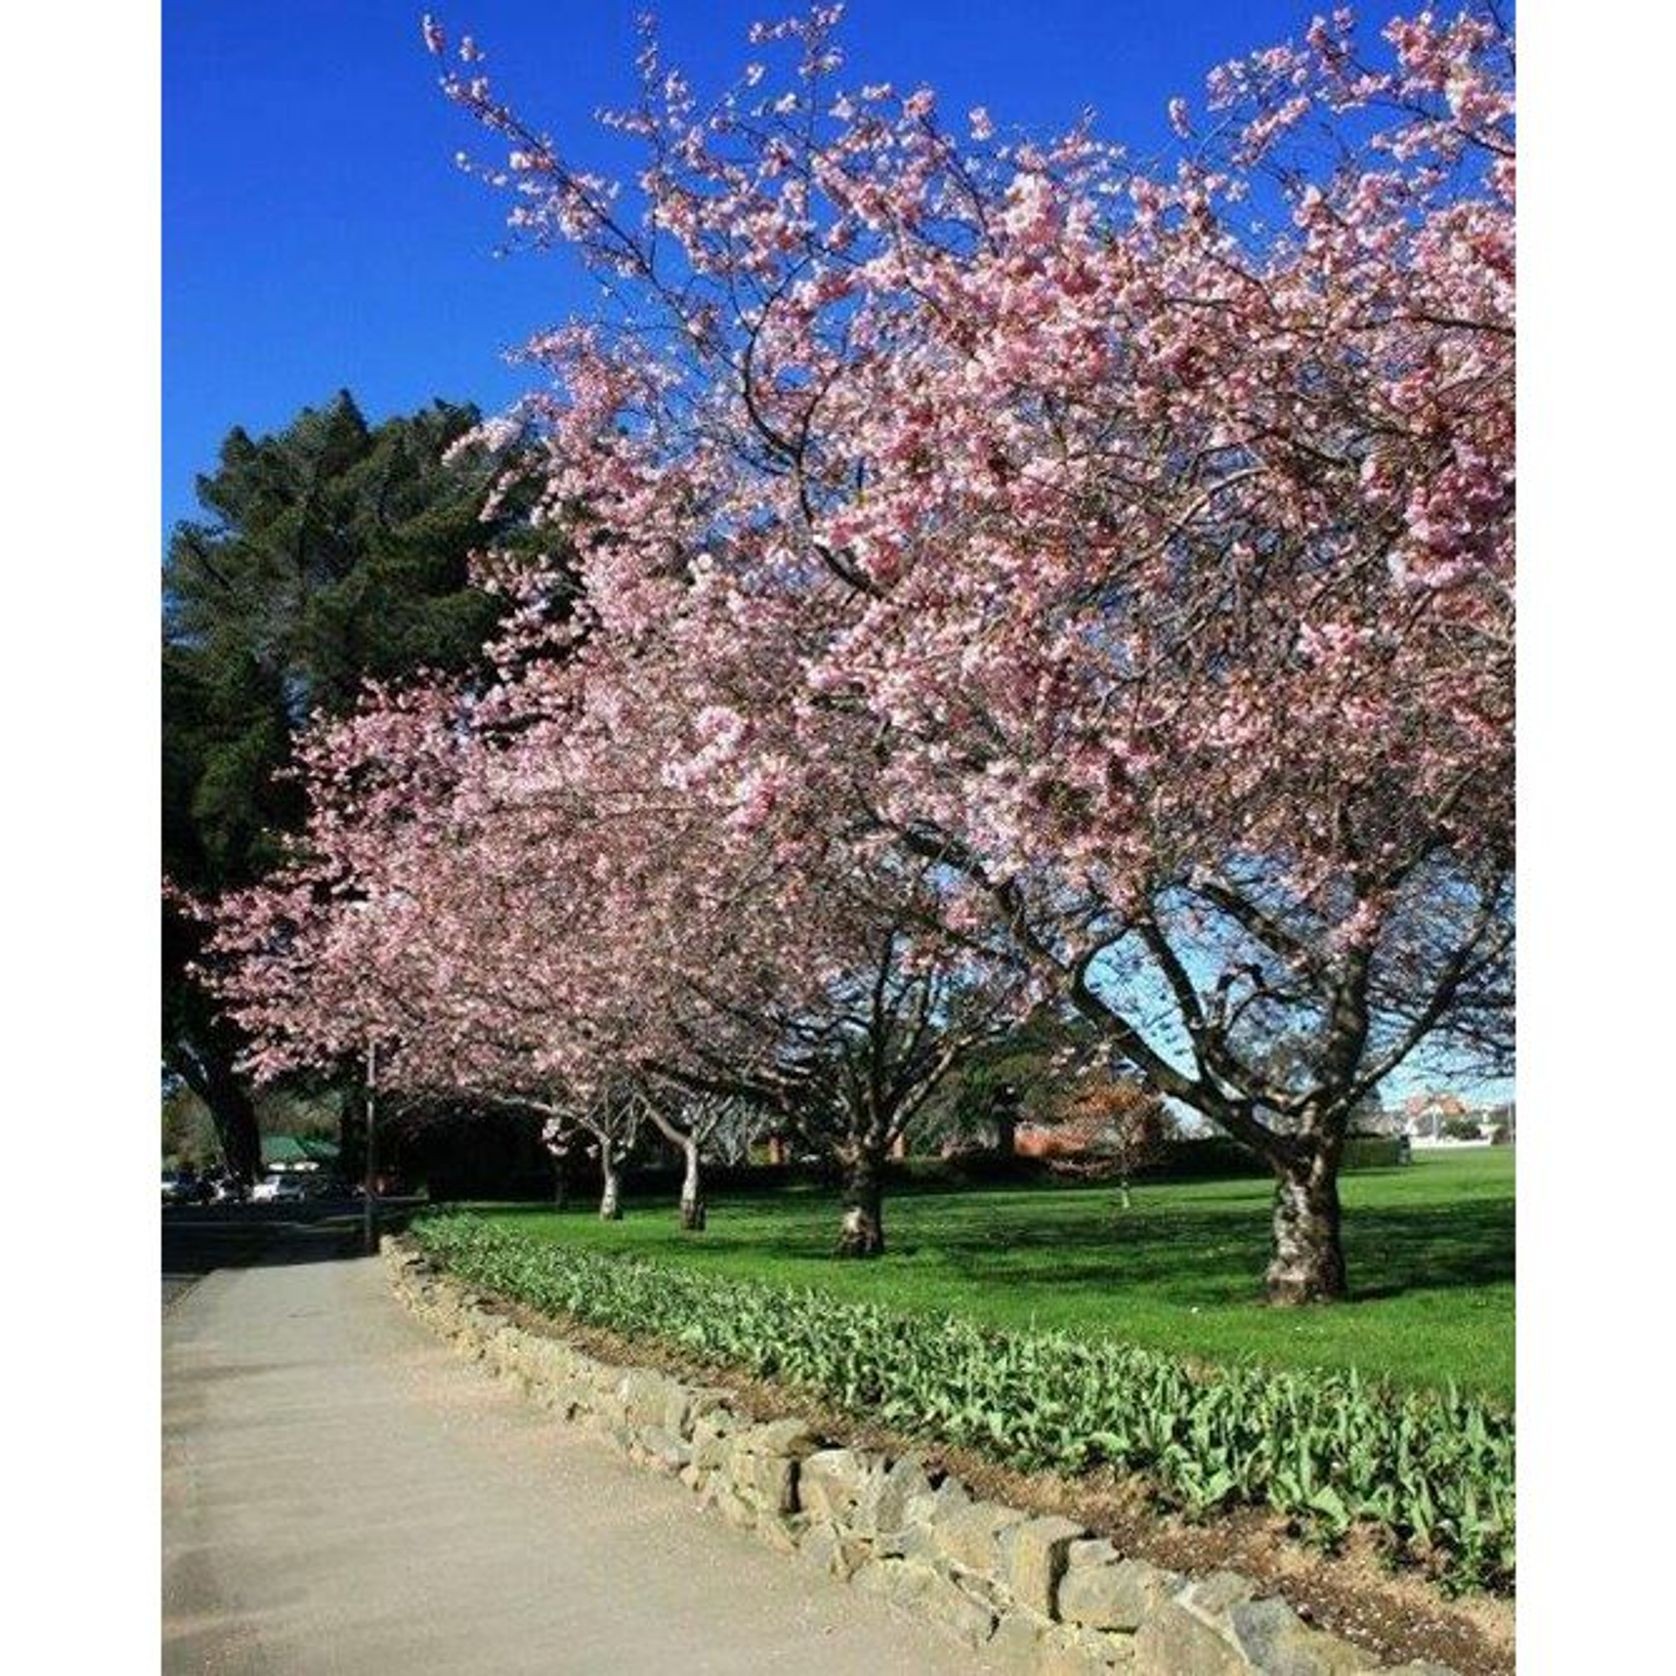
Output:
[{"xmin": 362, "ymin": 1040, "xmax": 378, "ymax": 1254}]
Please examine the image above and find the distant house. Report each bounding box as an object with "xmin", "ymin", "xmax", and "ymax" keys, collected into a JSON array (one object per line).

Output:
[
  {"xmin": 1014, "ymin": 1123, "xmax": 1094, "ymax": 1161},
  {"xmin": 260, "ymin": 1135, "xmax": 340, "ymax": 1175},
  {"xmin": 1399, "ymin": 1094, "xmax": 1501, "ymax": 1146}
]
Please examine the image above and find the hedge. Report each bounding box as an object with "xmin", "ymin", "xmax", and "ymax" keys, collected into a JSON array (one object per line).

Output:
[{"xmin": 410, "ymin": 1212, "xmax": 1513, "ymax": 1594}]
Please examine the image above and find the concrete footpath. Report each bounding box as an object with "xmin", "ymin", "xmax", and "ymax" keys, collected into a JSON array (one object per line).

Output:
[{"xmin": 162, "ymin": 1230, "xmax": 986, "ymax": 1675}]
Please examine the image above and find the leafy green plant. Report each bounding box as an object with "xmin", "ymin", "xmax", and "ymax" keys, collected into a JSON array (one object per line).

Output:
[{"xmin": 410, "ymin": 1211, "xmax": 1514, "ymax": 1594}]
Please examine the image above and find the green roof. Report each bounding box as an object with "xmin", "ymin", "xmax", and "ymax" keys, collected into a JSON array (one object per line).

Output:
[{"xmin": 261, "ymin": 1134, "xmax": 340, "ymax": 1167}]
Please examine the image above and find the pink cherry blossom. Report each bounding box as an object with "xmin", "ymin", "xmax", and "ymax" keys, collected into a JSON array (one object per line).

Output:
[{"xmin": 212, "ymin": 6, "xmax": 1513, "ymax": 1297}]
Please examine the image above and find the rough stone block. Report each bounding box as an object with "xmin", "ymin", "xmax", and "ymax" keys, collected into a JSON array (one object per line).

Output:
[
  {"xmin": 1038, "ymin": 1624, "xmax": 1138, "ymax": 1674},
  {"xmin": 799, "ymin": 1448, "xmax": 871, "ymax": 1523},
  {"xmin": 998, "ymin": 1515, "xmax": 1087, "ymax": 1617},
  {"xmin": 923, "ymin": 1474, "xmax": 972, "ymax": 1519},
  {"xmin": 799, "ymin": 1521, "xmax": 870, "ymax": 1582},
  {"xmin": 519, "ymin": 1343, "xmax": 568, "ymax": 1390},
  {"xmin": 719, "ymin": 1491, "xmax": 758, "ymax": 1530},
  {"xmin": 532, "ymin": 1351, "xmax": 569, "ymax": 1390},
  {"xmin": 860, "ymin": 1560, "xmax": 995, "ymax": 1647},
  {"xmin": 674, "ymin": 1387, "xmax": 734, "ymax": 1438},
  {"xmin": 755, "ymin": 1511, "xmax": 807, "ymax": 1555},
  {"xmin": 1224, "ymin": 1599, "xmax": 1380, "ymax": 1674},
  {"xmin": 1065, "ymin": 1541, "xmax": 1119, "ymax": 1568},
  {"xmin": 700, "ymin": 1477, "xmax": 758, "ymax": 1530},
  {"xmin": 934, "ymin": 1499, "xmax": 1030, "ymax": 1575},
  {"xmin": 851, "ymin": 1556, "xmax": 909, "ymax": 1600},
  {"xmin": 855, "ymin": 1454, "xmax": 937, "ymax": 1536},
  {"xmin": 918, "ymin": 1570, "xmax": 999, "ymax": 1649},
  {"xmin": 1177, "ymin": 1572, "xmax": 1259, "ymax": 1620},
  {"xmin": 552, "ymin": 1380, "xmax": 593, "ymax": 1420},
  {"xmin": 660, "ymin": 1386, "xmax": 694, "ymax": 1438},
  {"xmin": 690, "ymin": 1413, "xmax": 738, "ymax": 1471},
  {"xmin": 741, "ymin": 1417, "xmax": 822, "ymax": 1459},
  {"xmin": 875, "ymin": 1520, "xmax": 940, "ymax": 1562},
  {"xmin": 633, "ymin": 1426, "xmax": 691, "ymax": 1473},
  {"xmin": 743, "ymin": 1450, "xmax": 798, "ymax": 1515},
  {"xmin": 617, "ymin": 1368, "xmax": 677, "ymax": 1427},
  {"xmin": 988, "ymin": 1610, "xmax": 1050, "ymax": 1667},
  {"xmin": 1058, "ymin": 1557, "xmax": 1181, "ymax": 1634},
  {"xmin": 1133, "ymin": 1602, "xmax": 1246, "ymax": 1676}
]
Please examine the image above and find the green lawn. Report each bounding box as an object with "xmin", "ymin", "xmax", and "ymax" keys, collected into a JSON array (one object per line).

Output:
[{"xmin": 475, "ymin": 1149, "xmax": 1514, "ymax": 1404}]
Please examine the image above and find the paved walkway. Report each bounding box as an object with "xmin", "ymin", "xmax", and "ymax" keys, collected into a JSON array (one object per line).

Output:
[{"xmin": 162, "ymin": 1231, "xmax": 987, "ymax": 1674}]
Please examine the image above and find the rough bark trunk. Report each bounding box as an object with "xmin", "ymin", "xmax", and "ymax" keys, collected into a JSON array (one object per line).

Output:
[
  {"xmin": 599, "ymin": 1155, "xmax": 623, "ymax": 1221},
  {"xmin": 836, "ymin": 1147, "xmax": 886, "ymax": 1258},
  {"xmin": 186, "ymin": 1045, "xmax": 262, "ymax": 1187},
  {"xmin": 552, "ymin": 1157, "xmax": 567, "ymax": 1209},
  {"xmin": 678, "ymin": 1139, "xmax": 706, "ymax": 1232},
  {"xmin": 1266, "ymin": 1145, "xmax": 1348, "ymax": 1304}
]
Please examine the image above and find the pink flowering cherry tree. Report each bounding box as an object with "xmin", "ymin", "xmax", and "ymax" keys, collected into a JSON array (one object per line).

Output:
[
  {"xmin": 208, "ymin": 542, "xmax": 1018, "ymax": 1252},
  {"xmin": 639, "ymin": 1091, "xmax": 766, "ymax": 1232},
  {"xmin": 421, "ymin": 2, "xmax": 1514, "ymax": 1300},
  {"xmin": 462, "ymin": 581, "xmax": 1022, "ymax": 1253}
]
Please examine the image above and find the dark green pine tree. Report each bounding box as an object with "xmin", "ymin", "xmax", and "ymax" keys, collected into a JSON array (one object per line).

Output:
[{"xmin": 162, "ymin": 390, "xmax": 544, "ymax": 1182}]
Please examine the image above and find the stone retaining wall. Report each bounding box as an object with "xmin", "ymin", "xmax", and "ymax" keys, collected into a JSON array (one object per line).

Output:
[{"xmin": 385, "ymin": 1240, "xmax": 1455, "ymax": 1676}]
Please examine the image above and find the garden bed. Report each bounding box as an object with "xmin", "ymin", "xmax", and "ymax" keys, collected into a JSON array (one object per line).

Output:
[
  {"xmin": 399, "ymin": 1228, "xmax": 1514, "ymax": 1675},
  {"xmin": 412, "ymin": 1213, "xmax": 1514, "ymax": 1600}
]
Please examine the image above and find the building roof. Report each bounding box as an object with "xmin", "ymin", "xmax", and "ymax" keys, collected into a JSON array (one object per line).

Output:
[{"xmin": 261, "ymin": 1134, "xmax": 340, "ymax": 1168}]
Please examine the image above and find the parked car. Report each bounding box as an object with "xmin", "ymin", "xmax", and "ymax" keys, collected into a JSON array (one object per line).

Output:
[
  {"xmin": 161, "ymin": 1170, "xmax": 211, "ymax": 1206},
  {"xmin": 250, "ymin": 1172, "xmax": 311, "ymax": 1204}
]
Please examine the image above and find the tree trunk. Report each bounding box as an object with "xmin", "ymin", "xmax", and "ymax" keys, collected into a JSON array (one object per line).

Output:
[
  {"xmin": 836, "ymin": 1147, "xmax": 886, "ymax": 1258},
  {"xmin": 180, "ymin": 1043, "xmax": 262, "ymax": 1187},
  {"xmin": 1266, "ymin": 1145, "xmax": 1347, "ymax": 1304},
  {"xmin": 678, "ymin": 1138, "xmax": 706, "ymax": 1232},
  {"xmin": 214, "ymin": 1085, "xmax": 263, "ymax": 1188},
  {"xmin": 599, "ymin": 1154, "xmax": 623, "ymax": 1221},
  {"xmin": 552, "ymin": 1156, "xmax": 567, "ymax": 1209},
  {"xmin": 338, "ymin": 1099, "xmax": 367, "ymax": 1188}
]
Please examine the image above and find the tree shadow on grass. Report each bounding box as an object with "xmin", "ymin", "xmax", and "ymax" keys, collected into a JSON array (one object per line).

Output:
[
  {"xmin": 469, "ymin": 1178, "xmax": 1512, "ymax": 1309},
  {"xmin": 908, "ymin": 1195, "xmax": 1512, "ymax": 1307}
]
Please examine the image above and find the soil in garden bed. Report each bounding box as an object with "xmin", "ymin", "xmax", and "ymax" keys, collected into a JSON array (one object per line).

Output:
[{"xmin": 433, "ymin": 1269, "xmax": 1515, "ymax": 1676}]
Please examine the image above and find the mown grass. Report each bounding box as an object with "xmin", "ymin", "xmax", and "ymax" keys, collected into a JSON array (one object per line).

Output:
[{"xmin": 473, "ymin": 1149, "xmax": 1514, "ymax": 1403}]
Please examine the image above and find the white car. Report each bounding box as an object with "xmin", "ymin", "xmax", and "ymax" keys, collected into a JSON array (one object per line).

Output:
[{"xmin": 250, "ymin": 1173, "xmax": 310, "ymax": 1204}]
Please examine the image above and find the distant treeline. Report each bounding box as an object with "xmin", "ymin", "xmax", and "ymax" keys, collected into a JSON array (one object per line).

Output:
[{"xmin": 412, "ymin": 1132, "xmax": 1409, "ymax": 1204}]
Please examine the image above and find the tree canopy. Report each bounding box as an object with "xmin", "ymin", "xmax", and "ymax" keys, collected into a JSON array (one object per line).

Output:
[
  {"xmin": 209, "ymin": 5, "xmax": 1513, "ymax": 1297},
  {"xmin": 163, "ymin": 392, "xmax": 530, "ymax": 1177}
]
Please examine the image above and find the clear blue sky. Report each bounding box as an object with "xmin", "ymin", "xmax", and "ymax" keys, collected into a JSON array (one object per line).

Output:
[{"xmin": 164, "ymin": 0, "xmax": 1333, "ymax": 535}]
